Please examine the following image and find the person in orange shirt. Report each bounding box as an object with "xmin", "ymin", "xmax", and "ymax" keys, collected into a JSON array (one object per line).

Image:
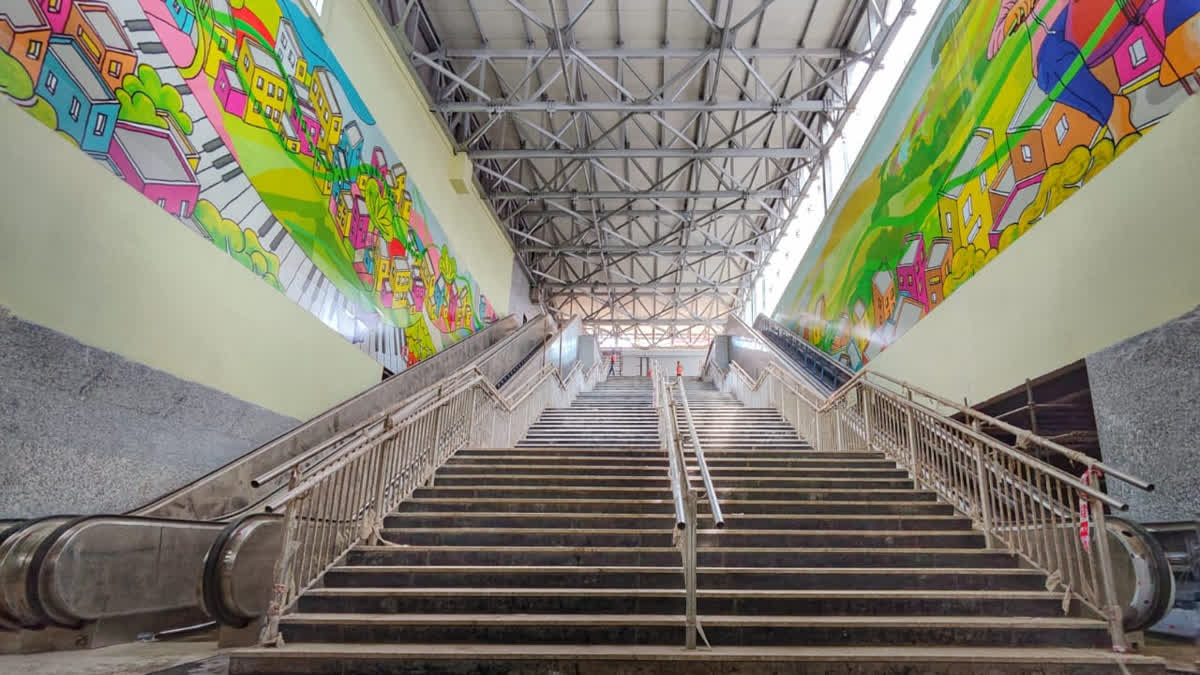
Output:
[{"xmin": 676, "ymin": 361, "xmax": 683, "ymax": 377}]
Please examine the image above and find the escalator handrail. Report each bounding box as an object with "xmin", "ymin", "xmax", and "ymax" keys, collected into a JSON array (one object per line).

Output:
[{"xmin": 131, "ymin": 313, "xmax": 526, "ymax": 518}]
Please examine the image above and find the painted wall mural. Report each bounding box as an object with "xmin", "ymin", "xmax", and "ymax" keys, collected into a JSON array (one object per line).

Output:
[
  {"xmin": 774, "ymin": 0, "xmax": 1200, "ymax": 370},
  {"xmin": 0, "ymin": 0, "xmax": 497, "ymax": 373}
]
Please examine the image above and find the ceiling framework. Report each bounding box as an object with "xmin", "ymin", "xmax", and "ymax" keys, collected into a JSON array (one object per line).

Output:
[{"xmin": 372, "ymin": 0, "xmax": 915, "ymax": 348}]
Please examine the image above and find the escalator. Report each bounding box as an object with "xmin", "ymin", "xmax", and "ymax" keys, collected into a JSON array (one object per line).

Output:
[
  {"xmin": 753, "ymin": 315, "xmax": 855, "ymax": 394},
  {"xmin": 0, "ymin": 314, "xmax": 568, "ymax": 651}
]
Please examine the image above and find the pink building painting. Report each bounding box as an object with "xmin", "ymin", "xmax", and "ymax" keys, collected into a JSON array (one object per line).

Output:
[
  {"xmin": 347, "ymin": 192, "xmax": 372, "ymax": 249},
  {"xmin": 36, "ymin": 0, "xmax": 73, "ymax": 33},
  {"xmin": 370, "ymin": 146, "xmax": 388, "ymax": 183},
  {"xmin": 107, "ymin": 121, "xmax": 200, "ymax": 218},
  {"xmin": 895, "ymin": 233, "xmax": 928, "ymax": 310},
  {"xmin": 214, "ymin": 61, "xmax": 247, "ymax": 117},
  {"xmin": 287, "ymin": 99, "xmax": 323, "ymax": 156},
  {"xmin": 1091, "ymin": 1, "xmax": 1167, "ymax": 90}
]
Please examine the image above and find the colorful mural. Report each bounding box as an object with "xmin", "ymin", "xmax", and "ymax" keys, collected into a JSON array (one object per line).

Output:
[
  {"xmin": 774, "ymin": 0, "xmax": 1200, "ymax": 370},
  {"xmin": 0, "ymin": 0, "xmax": 497, "ymax": 371}
]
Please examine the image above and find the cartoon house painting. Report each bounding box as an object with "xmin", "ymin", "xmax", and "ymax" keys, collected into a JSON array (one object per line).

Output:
[
  {"xmin": 286, "ymin": 83, "xmax": 322, "ymax": 155},
  {"xmin": 274, "ymin": 17, "xmax": 308, "ymax": 84},
  {"xmin": 107, "ymin": 120, "xmax": 201, "ymax": 218},
  {"xmin": 37, "ymin": 36, "xmax": 118, "ymax": 154},
  {"xmin": 1006, "ymin": 83, "xmax": 1100, "ymax": 182},
  {"xmin": 200, "ymin": 0, "xmax": 236, "ymax": 79},
  {"xmin": 310, "ymin": 66, "xmax": 345, "ymax": 153},
  {"xmin": 165, "ymin": 0, "xmax": 195, "ymax": 34},
  {"xmin": 214, "ymin": 60, "xmax": 247, "ymax": 116},
  {"xmin": 64, "ymin": 1, "xmax": 135, "ymax": 91},
  {"xmin": 36, "ymin": 0, "xmax": 73, "ymax": 33},
  {"xmin": 332, "ymin": 189, "xmax": 369, "ymax": 241},
  {"xmin": 1, "ymin": 1, "xmax": 51, "ymax": 83},
  {"xmin": 870, "ymin": 269, "xmax": 896, "ymax": 329},
  {"xmin": 895, "ymin": 233, "xmax": 928, "ymax": 310},
  {"xmin": 236, "ymin": 37, "xmax": 286, "ymax": 129},
  {"xmin": 924, "ymin": 237, "xmax": 952, "ymax": 309},
  {"xmin": 937, "ymin": 128, "xmax": 999, "ymax": 252}
]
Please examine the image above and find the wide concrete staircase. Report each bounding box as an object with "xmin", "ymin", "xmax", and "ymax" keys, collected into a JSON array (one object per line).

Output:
[{"xmin": 231, "ymin": 377, "xmax": 1166, "ymax": 673}]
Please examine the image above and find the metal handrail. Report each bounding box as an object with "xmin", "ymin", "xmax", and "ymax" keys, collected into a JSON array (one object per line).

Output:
[
  {"xmin": 858, "ymin": 370, "xmax": 1152, "ymax": 491},
  {"xmin": 252, "ymin": 316, "xmax": 575, "ymax": 489},
  {"xmin": 651, "ymin": 365, "xmax": 700, "ymax": 649},
  {"xmin": 673, "ymin": 376, "xmax": 724, "ymax": 528},
  {"xmin": 256, "ymin": 326, "xmax": 606, "ymax": 646},
  {"xmin": 707, "ymin": 341, "xmax": 1155, "ymax": 651}
]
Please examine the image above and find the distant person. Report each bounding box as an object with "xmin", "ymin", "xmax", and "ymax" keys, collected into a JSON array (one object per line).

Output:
[
  {"xmin": 608, "ymin": 354, "xmax": 616, "ymax": 376},
  {"xmin": 676, "ymin": 361, "xmax": 683, "ymax": 377}
]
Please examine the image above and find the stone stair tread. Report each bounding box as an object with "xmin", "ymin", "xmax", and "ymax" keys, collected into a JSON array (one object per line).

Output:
[
  {"xmin": 377, "ymin": 527, "xmax": 977, "ymax": 536},
  {"xmin": 353, "ymin": 545, "xmax": 1004, "ymax": 554},
  {"xmin": 388, "ymin": 511, "xmax": 965, "ymax": 521},
  {"xmin": 328, "ymin": 564, "xmax": 1044, "ymax": 576},
  {"xmin": 303, "ymin": 587, "xmax": 1060, "ymax": 600},
  {"xmin": 230, "ymin": 642, "xmax": 1165, "ymax": 666},
  {"xmin": 280, "ymin": 613, "xmax": 1104, "ymax": 629}
]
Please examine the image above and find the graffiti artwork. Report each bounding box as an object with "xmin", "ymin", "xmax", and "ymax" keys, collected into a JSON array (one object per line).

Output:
[
  {"xmin": 0, "ymin": 0, "xmax": 497, "ymax": 372},
  {"xmin": 774, "ymin": 0, "xmax": 1199, "ymax": 370}
]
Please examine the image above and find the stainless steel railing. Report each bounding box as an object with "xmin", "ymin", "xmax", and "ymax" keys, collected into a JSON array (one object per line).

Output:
[
  {"xmin": 257, "ymin": 326, "xmax": 606, "ymax": 645},
  {"xmin": 703, "ymin": 336, "xmax": 1155, "ymax": 651},
  {"xmin": 651, "ymin": 365, "xmax": 724, "ymax": 649}
]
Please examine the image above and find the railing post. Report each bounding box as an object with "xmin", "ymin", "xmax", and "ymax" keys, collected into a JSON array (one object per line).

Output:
[
  {"xmin": 970, "ymin": 418, "xmax": 995, "ymax": 549},
  {"xmin": 835, "ymin": 405, "xmax": 845, "ymax": 450},
  {"xmin": 427, "ymin": 390, "xmax": 444, "ymax": 484},
  {"xmin": 904, "ymin": 405, "xmax": 919, "ymax": 487},
  {"xmin": 684, "ymin": 488, "xmax": 698, "ymax": 650},
  {"xmin": 369, "ymin": 430, "xmax": 390, "ymax": 544},
  {"xmin": 1085, "ymin": 471, "xmax": 1128, "ymax": 652},
  {"xmin": 260, "ymin": 468, "xmax": 301, "ymax": 647},
  {"xmin": 862, "ymin": 388, "xmax": 873, "ymax": 452}
]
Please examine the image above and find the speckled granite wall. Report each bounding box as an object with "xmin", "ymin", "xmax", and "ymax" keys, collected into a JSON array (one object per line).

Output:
[
  {"xmin": 0, "ymin": 309, "xmax": 298, "ymax": 518},
  {"xmin": 1087, "ymin": 305, "xmax": 1200, "ymax": 523}
]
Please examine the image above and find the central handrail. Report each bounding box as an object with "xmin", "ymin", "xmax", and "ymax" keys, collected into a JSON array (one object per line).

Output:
[
  {"xmin": 673, "ymin": 377, "xmax": 724, "ymax": 528},
  {"xmin": 651, "ymin": 364, "xmax": 700, "ymax": 650}
]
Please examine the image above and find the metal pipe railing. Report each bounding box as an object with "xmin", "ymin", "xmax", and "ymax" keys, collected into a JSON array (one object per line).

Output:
[
  {"xmin": 708, "ymin": 341, "xmax": 1156, "ymax": 652},
  {"xmin": 674, "ymin": 376, "xmax": 724, "ymax": 528},
  {"xmin": 651, "ymin": 365, "xmax": 698, "ymax": 649},
  {"xmin": 256, "ymin": 333, "xmax": 607, "ymax": 646}
]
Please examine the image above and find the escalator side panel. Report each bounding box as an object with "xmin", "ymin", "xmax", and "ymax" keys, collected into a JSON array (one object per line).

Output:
[{"xmin": 133, "ymin": 315, "xmax": 522, "ymax": 521}]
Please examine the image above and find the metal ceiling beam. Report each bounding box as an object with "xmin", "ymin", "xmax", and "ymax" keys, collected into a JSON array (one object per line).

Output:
[
  {"xmin": 541, "ymin": 282, "xmax": 741, "ymax": 289},
  {"xmin": 581, "ymin": 319, "xmax": 728, "ymax": 326},
  {"xmin": 471, "ymin": 147, "xmax": 816, "ymax": 160},
  {"xmin": 520, "ymin": 245, "xmax": 760, "ymax": 254},
  {"xmin": 436, "ymin": 47, "xmax": 850, "ymax": 59},
  {"xmin": 492, "ymin": 189, "xmax": 787, "ymax": 200},
  {"xmin": 437, "ymin": 100, "xmax": 837, "ymax": 113},
  {"xmin": 514, "ymin": 208, "xmax": 767, "ymax": 218}
]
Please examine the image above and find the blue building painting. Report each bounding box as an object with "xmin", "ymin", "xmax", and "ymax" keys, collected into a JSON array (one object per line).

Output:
[
  {"xmin": 36, "ymin": 37, "xmax": 118, "ymax": 154},
  {"xmin": 166, "ymin": 0, "xmax": 196, "ymax": 34}
]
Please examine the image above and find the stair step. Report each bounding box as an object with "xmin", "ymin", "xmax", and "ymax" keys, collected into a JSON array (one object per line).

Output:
[
  {"xmin": 414, "ymin": 486, "xmax": 939, "ymax": 501},
  {"xmin": 395, "ymin": 498, "xmax": 954, "ymax": 515},
  {"xmin": 229, "ymin": 643, "xmax": 1167, "ymax": 675},
  {"xmin": 297, "ymin": 587, "xmax": 1070, "ymax": 617},
  {"xmin": 383, "ymin": 513, "xmax": 972, "ymax": 531},
  {"xmin": 277, "ymin": 613, "xmax": 1109, "ymax": 648},
  {"xmin": 323, "ymin": 565, "xmax": 1049, "ymax": 591},
  {"xmin": 374, "ymin": 528, "xmax": 985, "ymax": 548},
  {"xmin": 346, "ymin": 546, "xmax": 1019, "ymax": 568}
]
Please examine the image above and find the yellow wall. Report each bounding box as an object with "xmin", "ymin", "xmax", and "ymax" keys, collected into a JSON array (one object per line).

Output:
[
  {"xmin": 866, "ymin": 95, "xmax": 1200, "ymax": 404},
  {"xmin": 318, "ymin": 0, "xmax": 516, "ymax": 314},
  {"xmin": 0, "ymin": 99, "xmax": 382, "ymax": 420}
]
